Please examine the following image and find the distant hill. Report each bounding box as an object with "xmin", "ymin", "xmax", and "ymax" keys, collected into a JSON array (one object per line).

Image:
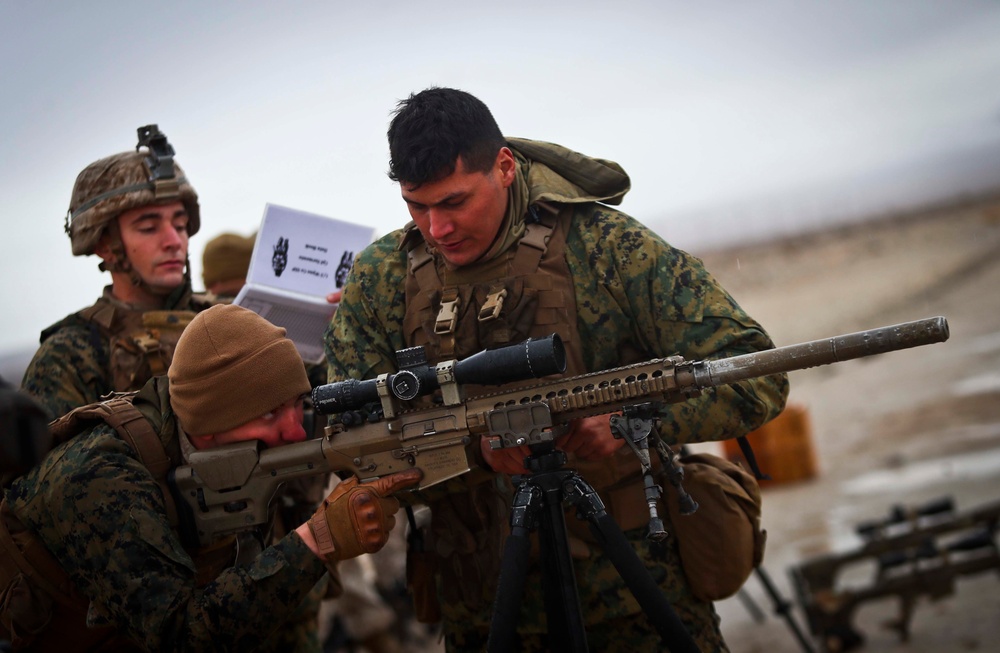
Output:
[
  {"xmin": 652, "ymin": 139, "xmax": 1000, "ymax": 251},
  {"xmin": 0, "ymin": 345, "xmax": 35, "ymax": 388}
]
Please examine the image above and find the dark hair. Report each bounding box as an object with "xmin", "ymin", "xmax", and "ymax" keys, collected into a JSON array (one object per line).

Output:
[{"xmin": 387, "ymin": 87, "xmax": 507, "ymax": 187}]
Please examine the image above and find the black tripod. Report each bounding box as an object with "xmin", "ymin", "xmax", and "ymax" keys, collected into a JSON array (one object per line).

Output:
[{"xmin": 486, "ymin": 441, "xmax": 700, "ymax": 653}]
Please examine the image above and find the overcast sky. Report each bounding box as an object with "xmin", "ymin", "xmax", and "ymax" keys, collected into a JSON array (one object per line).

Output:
[{"xmin": 2, "ymin": 0, "xmax": 1000, "ymax": 357}]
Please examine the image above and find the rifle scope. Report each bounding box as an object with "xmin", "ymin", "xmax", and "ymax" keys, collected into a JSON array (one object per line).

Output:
[{"xmin": 312, "ymin": 333, "xmax": 566, "ymax": 415}]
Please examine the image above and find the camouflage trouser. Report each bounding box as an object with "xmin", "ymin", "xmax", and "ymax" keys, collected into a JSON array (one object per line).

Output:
[
  {"xmin": 438, "ymin": 527, "xmax": 729, "ymax": 653},
  {"xmin": 258, "ymin": 574, "xmax": 330, "ymax": 653}
]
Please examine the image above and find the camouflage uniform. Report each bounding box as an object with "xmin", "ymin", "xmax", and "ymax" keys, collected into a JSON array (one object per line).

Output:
[
  {"xmin": 22, "ymin": 126, "xmax": 206, "ymax": 422},
  {"xmin": 2, "ymin": 377, "xmax": 329, "ymax": 651},
  {"xmin": 324, "ymin": 139, "xmax": 789, "ymax": 651},
  {"xmin": 21, "ymin": 284, "xmax": 208, "ymax": 421}
]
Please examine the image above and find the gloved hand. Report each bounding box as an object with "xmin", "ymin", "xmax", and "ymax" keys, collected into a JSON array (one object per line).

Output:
[{"xmin": 307, "ymin": 468, "xmax": 422, "ymax": 562}]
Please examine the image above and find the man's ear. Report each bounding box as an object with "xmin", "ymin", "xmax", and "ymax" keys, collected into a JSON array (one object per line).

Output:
[
  {"xmin": 497, "ymin": 147, "xmax": 516, "ymax": 187},
  {"xmin": 94, "ymin": 232, "xmax": 116, "ymax": 264}
]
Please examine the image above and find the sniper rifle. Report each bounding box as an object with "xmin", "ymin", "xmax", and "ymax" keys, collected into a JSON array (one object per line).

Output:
[
  {"xmin": 169, "ymin": 316, "xmax": 949, "ymax": 548},
  {"xmin": 791, "ymin": 496, "xmax": 1000, "ymax": 652}
]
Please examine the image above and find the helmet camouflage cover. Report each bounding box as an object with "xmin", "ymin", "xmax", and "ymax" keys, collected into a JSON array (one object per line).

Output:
[{"xmin": 65, "ymin": 125, "xmax": 200, "ymax": 256}]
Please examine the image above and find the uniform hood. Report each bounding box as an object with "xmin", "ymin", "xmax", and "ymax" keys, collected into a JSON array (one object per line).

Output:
[
  {"xmin": 476, "ymin": 137, "xmax": 632, "ymax": 263},
  {"xmin": 507, "ymin": 137, "xmax": 631, "ymax": 206}
]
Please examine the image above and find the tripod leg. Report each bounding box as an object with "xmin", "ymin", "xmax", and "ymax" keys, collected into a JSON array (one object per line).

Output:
[
  {"xmin": 588, "ymin": 511, "xmax": 700, "ymax": 653},
  {"xmin": 488, "ymin": 527, "xmax": 533, "ymax": 653},
  {"xmin": 537, "ymin": 481, "xmax": 589, "ymax": 653},
  {"xmin": 565, "ymin": 472, "xmax": 698, "ymax": 653},
  {"xmin": 488, "ymin": 485, "xmax": 538, "ymax": 653},
  {"xmin": 490, "ymin": 456, "xmax": 591, "ymax": 653}
]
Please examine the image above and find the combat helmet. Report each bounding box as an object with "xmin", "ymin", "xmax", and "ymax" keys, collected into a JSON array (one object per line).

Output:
[{"xmin": 65, "ymin": 124, "xmax": 201, "ymax": 257}]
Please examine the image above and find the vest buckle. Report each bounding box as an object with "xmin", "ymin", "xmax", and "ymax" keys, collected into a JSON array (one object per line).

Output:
[
  {"xmin": 478, "ymin": 288, "xmax": 508, "ymax": 322},
  {"xmin": 435, "ymin": 296, "xmax": 459, "ymax": 335}
]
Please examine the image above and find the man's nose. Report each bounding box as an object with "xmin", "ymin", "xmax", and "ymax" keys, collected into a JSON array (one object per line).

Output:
[
  {"xmin": 163, "ymin": 225, "xmax": 185, "ymax": 249},
  {"xmin": 280, "ymin": 407, "xmax": 307, "ymax": 443},
  {"xmin": 426, "ymin": 209, "xmax": 455, "ymax": 241}
]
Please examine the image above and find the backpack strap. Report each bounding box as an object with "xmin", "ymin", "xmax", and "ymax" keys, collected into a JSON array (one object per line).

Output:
[
  {"xmin": 680, "ymin": 437, "xmax": 770, "ymax": 481},
  {"xmin": 98, "ymin": 397, "xmax": 171, "ymax": 481},
  {"xmin": 736, "ymin": 435, "xmax": 770, "ymax": 481},
  {"xmin": 98, "ymin": 396, "xmax": 180, "ymax": 528},
  {"xmin": 46, "ymin": 394, "xmax": 180, "ymax": 527},
  {"xmin": 508, "ymin": 206, "xmax": 554, "ymax": 277}
]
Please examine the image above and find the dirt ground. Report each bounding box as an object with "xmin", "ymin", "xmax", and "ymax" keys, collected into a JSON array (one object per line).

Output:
[{"xmin": 694, "ymin": 196, "xmax": 1000, "ymax": 652}]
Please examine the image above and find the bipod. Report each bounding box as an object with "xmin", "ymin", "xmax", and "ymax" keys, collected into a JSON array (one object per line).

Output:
[{"xmin": 486, "ymin": 441, "xmax": 700, "ymax": 653}]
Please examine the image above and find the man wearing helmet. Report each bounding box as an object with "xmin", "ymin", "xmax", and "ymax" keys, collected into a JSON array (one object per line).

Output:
[{"xmin": 21, "ymin": 125, "xmax": 209, "ymax": 420}]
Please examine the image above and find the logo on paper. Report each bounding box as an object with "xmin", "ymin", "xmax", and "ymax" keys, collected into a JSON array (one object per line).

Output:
[
  {"xmin": 335, "ymin": 251, "xmax": 355, "ymax": 286},
  {"xmin": 272, "ymin": 237, "xmax": 289, "ymax": 277}
]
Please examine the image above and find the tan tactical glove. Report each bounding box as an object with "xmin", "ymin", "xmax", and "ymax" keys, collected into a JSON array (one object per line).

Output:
[{"xmin": 307, "ymin": 468, "xmax": 422, "ymax": 562}]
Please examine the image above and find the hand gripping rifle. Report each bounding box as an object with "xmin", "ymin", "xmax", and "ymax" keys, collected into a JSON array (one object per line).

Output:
[{"xmin": 169, "ymin": 316, "xmax": 949, "ymax": 551}]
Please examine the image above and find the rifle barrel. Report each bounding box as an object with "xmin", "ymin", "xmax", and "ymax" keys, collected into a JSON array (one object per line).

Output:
[{"xmin": 694, "ymin": 316, "xmax": 949, "ymax": 387}]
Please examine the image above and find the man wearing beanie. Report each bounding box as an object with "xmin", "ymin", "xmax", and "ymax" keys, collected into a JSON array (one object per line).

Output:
[{"xmin": 1, "ymin": 304, "xmax": 421, "ymax": 652}]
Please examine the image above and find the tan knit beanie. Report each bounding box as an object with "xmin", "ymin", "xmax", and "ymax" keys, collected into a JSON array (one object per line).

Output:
[
  {"xmin": 202, "ymin": 232, "xmax": 256, "ymax": 288},
  {"xmin": 168, "ymin": 304, "xmax": 310, "ymax": 436}
]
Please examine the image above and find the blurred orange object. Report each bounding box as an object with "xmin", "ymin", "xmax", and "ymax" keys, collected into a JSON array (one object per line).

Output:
[{"xmin": 722, "ymin": 403, "xmax": 818, "ymax": 487}]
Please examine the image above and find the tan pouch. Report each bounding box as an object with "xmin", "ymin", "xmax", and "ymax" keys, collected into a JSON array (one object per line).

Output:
[{"xmin": 664, "ymin": 452, "xmax": 766, "ymax": 601}]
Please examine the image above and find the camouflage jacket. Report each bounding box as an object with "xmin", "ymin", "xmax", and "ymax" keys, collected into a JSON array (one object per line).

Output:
[
  {"xmin": 21, "ymin": 284, "xmax": 210, "ymax": 420},
  {"xmin": 3, "ymin": 377, "xmax": 327, "ymax": 652},
  {"xmin": 325, "ymin": 209, "xmax": 788, "ymax": 449}
]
